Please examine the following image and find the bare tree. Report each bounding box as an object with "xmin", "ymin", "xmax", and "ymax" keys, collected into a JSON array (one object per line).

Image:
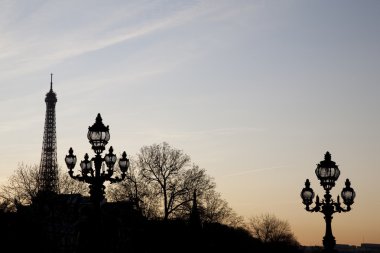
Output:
[
  {"xmin": 138, "ymin": 142, "xmax": 192, "ymax": 220},
  {"xmin": 0, "ymin": 164, "xmax": 40, "ymax": 208},
  {"xmin": 0, "ymin": 163, "xmax": 88, "ymax": 210},
  {"xmin": 108, "ymin": 162, "xmax": 242, "ymax": 225},
  {"xmin": 248, "ymin": 213, "xmax": 299, "ymax": 246},
  {"xmin": 109, "ymin": 142, "xmax": 242, "ymax": 225},
  {"xmin": 138, "ymin": 142, "xmax": 228, "ymax": 221}
]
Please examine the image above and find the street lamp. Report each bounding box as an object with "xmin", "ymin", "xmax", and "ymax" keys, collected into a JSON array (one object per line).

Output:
[
  {"xmin": 65, "ymin": 113, "xmax": 130, "ymax": 207},
  {"xmin": 301, "ymin": 152, "xmax": 356, "ymax": 253}
]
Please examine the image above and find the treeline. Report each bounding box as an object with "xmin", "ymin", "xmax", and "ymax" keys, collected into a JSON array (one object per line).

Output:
[{"xmin": 0, "ymin": 142, "xmax": 301, "ymax": 253}]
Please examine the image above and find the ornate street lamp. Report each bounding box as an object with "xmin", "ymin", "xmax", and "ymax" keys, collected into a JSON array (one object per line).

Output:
[
  {"xmin": 301, "ymin": 152, "xmax": 356, "ymax": 253},
  {"xmin": 65, "ymin": 113, "xmax": 130, "ymax": 207}
]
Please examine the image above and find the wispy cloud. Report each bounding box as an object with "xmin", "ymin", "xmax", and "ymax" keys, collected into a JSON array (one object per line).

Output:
[
  {"xmin": 0, "ymin": 1, "xmax": 253, "ymax": 78},
  {"xmin": 221, "ymin": 165, "xmax": 290, "ymax": 177},
  {"xmin": 126, "ymin": 127, "xmax": 264, "ymax": 140}
]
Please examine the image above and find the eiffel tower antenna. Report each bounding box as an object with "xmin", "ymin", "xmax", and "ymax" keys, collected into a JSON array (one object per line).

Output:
[{"xmin": 50, "ymin": 73, "xmax": 53, "ymax": 90}]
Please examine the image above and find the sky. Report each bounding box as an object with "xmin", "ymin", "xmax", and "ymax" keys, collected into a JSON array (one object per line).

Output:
[{"xmin": 0, "ymin": 0, "xmax": 379, "ymax": 246}]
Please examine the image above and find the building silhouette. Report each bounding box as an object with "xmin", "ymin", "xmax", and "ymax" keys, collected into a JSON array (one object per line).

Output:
[{"xmin": 38, "ymin": 74, "xmax": 59, "ymax": 194}]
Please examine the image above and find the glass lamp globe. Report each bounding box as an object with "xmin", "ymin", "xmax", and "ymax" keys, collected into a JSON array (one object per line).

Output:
[
  {"xmin": 341, "ymin": 179, "xmax": 356, "ymax": 206},
  {"xmin": 88, "ymin": 113, "xmax": 110, "ymax": 154},
  {"xmin": 315, "ymin": 152, "xmax": 340, "ymax": 191},
  {"xmin": 301, "ymin": 179, "xmax": 315, "ymax": 206}
]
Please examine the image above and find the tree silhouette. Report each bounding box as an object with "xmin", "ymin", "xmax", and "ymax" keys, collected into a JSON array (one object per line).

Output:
[
  {"xmin": 138, "ymin": 142, "xmax": 191, "ymax": 220},
  {"xmin": 0, "ymin": 163, "xmax": 88, "ymax": 210},
  {"xmin": 108, "ymin": 142, "xmax": 241, "ymax": 225},
  {"xmin": 248, "ymin": 213, "xmax": 299, "ymax": 246}
]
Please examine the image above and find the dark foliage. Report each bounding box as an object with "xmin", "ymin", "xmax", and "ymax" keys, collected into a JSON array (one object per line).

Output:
[{"xmin": 0, "ymin": 195, "xmax": 302, "ymax": 253}]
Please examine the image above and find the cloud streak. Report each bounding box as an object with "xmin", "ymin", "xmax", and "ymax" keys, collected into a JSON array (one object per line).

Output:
[
  {"xmin": 221, "ymin": 165, "xmax": 290, "ymax": 177},
  {"xmin": 0, "ymin": 1, "xmax": 252, "ymax": 78},
  {"xmin": 125, "ymin": 127, "xmax": 265, "ymax": 140}
]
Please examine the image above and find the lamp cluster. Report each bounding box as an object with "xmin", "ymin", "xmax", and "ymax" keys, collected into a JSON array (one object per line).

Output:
[
  {"xmin": 301, "ymin": 152, "xmax": 356, "ymax": 212},
  {"xmin": 65, "ymin": 113, "xmax": 130, "ymax": 205}
]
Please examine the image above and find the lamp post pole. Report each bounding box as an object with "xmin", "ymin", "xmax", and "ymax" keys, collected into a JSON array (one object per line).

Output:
[
  {"xmin": 301, "ymin": 152, "xmax": 356, "ymax": 253},
  {"xmin": 64, "ymin": 114, "xmax": 130, "ymax": 252}
]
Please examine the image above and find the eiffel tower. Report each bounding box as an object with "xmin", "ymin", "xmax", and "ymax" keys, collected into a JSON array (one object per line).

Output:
[{"xmin": 38, "ymin": 74, "xmax": 59, "ymax": 194}]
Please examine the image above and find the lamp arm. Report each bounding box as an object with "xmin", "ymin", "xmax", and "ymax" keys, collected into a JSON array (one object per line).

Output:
[
  {"xmin": 69, "ymin": 173, "xmax": 86, "ymax": 182},
  {"xmin": 102, "ymin": 169, "xmax": 113, "ymax": 181},
  {"xmin": 306, "ymin": 203, "xmax": 321, "ymax": 213},
  {"xmin": 69, "ymin": 171, "xmax": 95, "ymax": 185},
  {"xmin": 107, "ymin": 168, "xmax": 114, "ymax": 177},
  {"xmin": 335, "ymin": 204, "xmax": 351, "ymax": 213},
  {"xmin": 332, "ymin": 195, "xmax": 352, "ymax": 213},
  {"xmin": 304, "ymin": 194, "xmax": 323, "ymax": 212},
  {"xmin": 108, "ymin": 173, "xmax": 126, "ymax": 184}
]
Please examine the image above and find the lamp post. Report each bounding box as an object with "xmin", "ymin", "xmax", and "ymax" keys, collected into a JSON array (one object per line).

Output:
[
  {"xmin": 65, "ymin": 113, "xmax": 130, "ymax": 207},
  {"xmin": 301, "ymin": 152, "xmax": 356, "ymax": 253}
]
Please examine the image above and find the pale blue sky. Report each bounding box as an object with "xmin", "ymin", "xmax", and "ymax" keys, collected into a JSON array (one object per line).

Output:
[{"xmin": 0, "ymin": 0, "xmax": 379, "ymax": 245}]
